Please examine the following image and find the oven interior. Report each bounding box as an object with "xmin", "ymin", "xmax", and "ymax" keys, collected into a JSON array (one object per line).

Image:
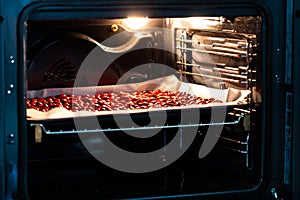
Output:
[{"xmin": 25, "ymin": 15, "xmax": 263, "ymax": 199}]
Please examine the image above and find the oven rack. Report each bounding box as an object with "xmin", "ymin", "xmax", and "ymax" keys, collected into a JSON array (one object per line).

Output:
[
  {"xmin": 175, "ymin": 46, "xmax": 247, "ymax": 58},
  {"xmin": 218, "ymin": 133, "xmax": 251, "ymax": 169},
  {"xmin": 175, "ymin": 38, "xmax": 248, "ymax": 49},
  {"xmin": 176, "ymin": 62, "xmax": 248, "ymax": 77},
  {"xmin": 29, "ymin": 113, "xmax": 246, "ymax": 143},
  {"xmin": 218, "ymin": 133, "xmax": 250, "ymax": 155},
  {"xmin": 175, "ymin": 29, "xmax": 256, "ymax": 89},
  {"xmin": 176, "ymin": 61, "xmax": 250, "ymax": 84},
  {"xmin": 206, "ymin": 115, "xmax": 251, "ymax": 169},
  {"xmin": 177, "ymin": 70, "xmax": 244, "ymax": 84},
  {"xmin": 30, "ymin": 113, "xmax": 244, "ymax": 135}
]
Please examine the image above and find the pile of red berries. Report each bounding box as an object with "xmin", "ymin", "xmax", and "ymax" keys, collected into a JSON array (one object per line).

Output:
[{"xmin": 26, "ymin": 89, "xmax": 222, "ymax": 112}]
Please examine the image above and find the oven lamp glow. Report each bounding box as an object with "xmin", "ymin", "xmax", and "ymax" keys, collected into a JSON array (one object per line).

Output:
[{"xmin": 123, "ymin": 17, "xmax": 148, "ymax": 30}]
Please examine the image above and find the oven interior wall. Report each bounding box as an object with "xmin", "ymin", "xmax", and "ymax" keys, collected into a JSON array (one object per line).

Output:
[
  {"xmin": 26, "ymin": 16, "xmax": 262, "ymax": 199},
  {"xmin": 27, "ymin": 19, "xmax": 173, "ymax": 90}
]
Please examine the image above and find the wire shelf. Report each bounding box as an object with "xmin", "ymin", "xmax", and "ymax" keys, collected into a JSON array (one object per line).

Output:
[{"xmin": 30, "ymin": 113, "xmax": 245, "ymax": 135}]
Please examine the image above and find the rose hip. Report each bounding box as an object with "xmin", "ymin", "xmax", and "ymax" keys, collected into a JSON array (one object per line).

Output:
[
  {"xmin": 26, "ymin": 90, "xmax": 222, "ymax": 112},
  {"xmin": 57, "ymin": 94, "xmax": 67, "ymax": 99}
]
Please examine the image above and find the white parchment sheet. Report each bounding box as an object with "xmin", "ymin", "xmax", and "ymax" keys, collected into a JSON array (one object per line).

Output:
[{"xmin": 27, "ymin": 75, "xmax": 250, "ymax": 120}]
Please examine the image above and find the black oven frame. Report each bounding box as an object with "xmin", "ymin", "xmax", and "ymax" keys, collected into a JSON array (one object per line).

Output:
[{"xmin": 0, "ymin": 0, "xmax": 298, "ymax": 199}]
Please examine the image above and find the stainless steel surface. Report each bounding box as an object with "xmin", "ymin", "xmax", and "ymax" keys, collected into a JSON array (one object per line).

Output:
[
  {"xmin": 178, "ymin": 71, "xmax": 241, "ymax": 84},
  {"xmin": 176, "ymin": 46, "xmax": 245, "ymax": 58},
  {"xmin": 30, "ymin": 113, "xmax": 245, "ymax": 135}
]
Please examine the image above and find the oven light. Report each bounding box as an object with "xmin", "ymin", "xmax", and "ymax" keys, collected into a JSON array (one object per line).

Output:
[{"xmin": 123, "ymin": 17, "xmax": 148, "ymax": 30}]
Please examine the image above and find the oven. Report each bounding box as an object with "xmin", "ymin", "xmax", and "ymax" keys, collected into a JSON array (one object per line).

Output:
[{"xmin": 1, "ymin": 0, "xmax": 299, "ymax": 199}]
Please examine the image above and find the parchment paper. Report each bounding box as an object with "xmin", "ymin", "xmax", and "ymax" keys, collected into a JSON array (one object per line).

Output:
[{"xmin": 27, "ymin": 75, "xmax": 250, "ymax": 120}]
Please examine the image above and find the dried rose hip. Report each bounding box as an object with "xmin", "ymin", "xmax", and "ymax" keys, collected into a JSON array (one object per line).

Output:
[{"xmin": 26, "ymin": 90, "xmax": 222, "ymax": 112}]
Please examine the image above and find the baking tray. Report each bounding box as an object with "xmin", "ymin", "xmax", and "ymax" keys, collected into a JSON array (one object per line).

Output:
[{"xmin": 27, "ymin": 75, "xmax": 250, "ymax": 121}]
